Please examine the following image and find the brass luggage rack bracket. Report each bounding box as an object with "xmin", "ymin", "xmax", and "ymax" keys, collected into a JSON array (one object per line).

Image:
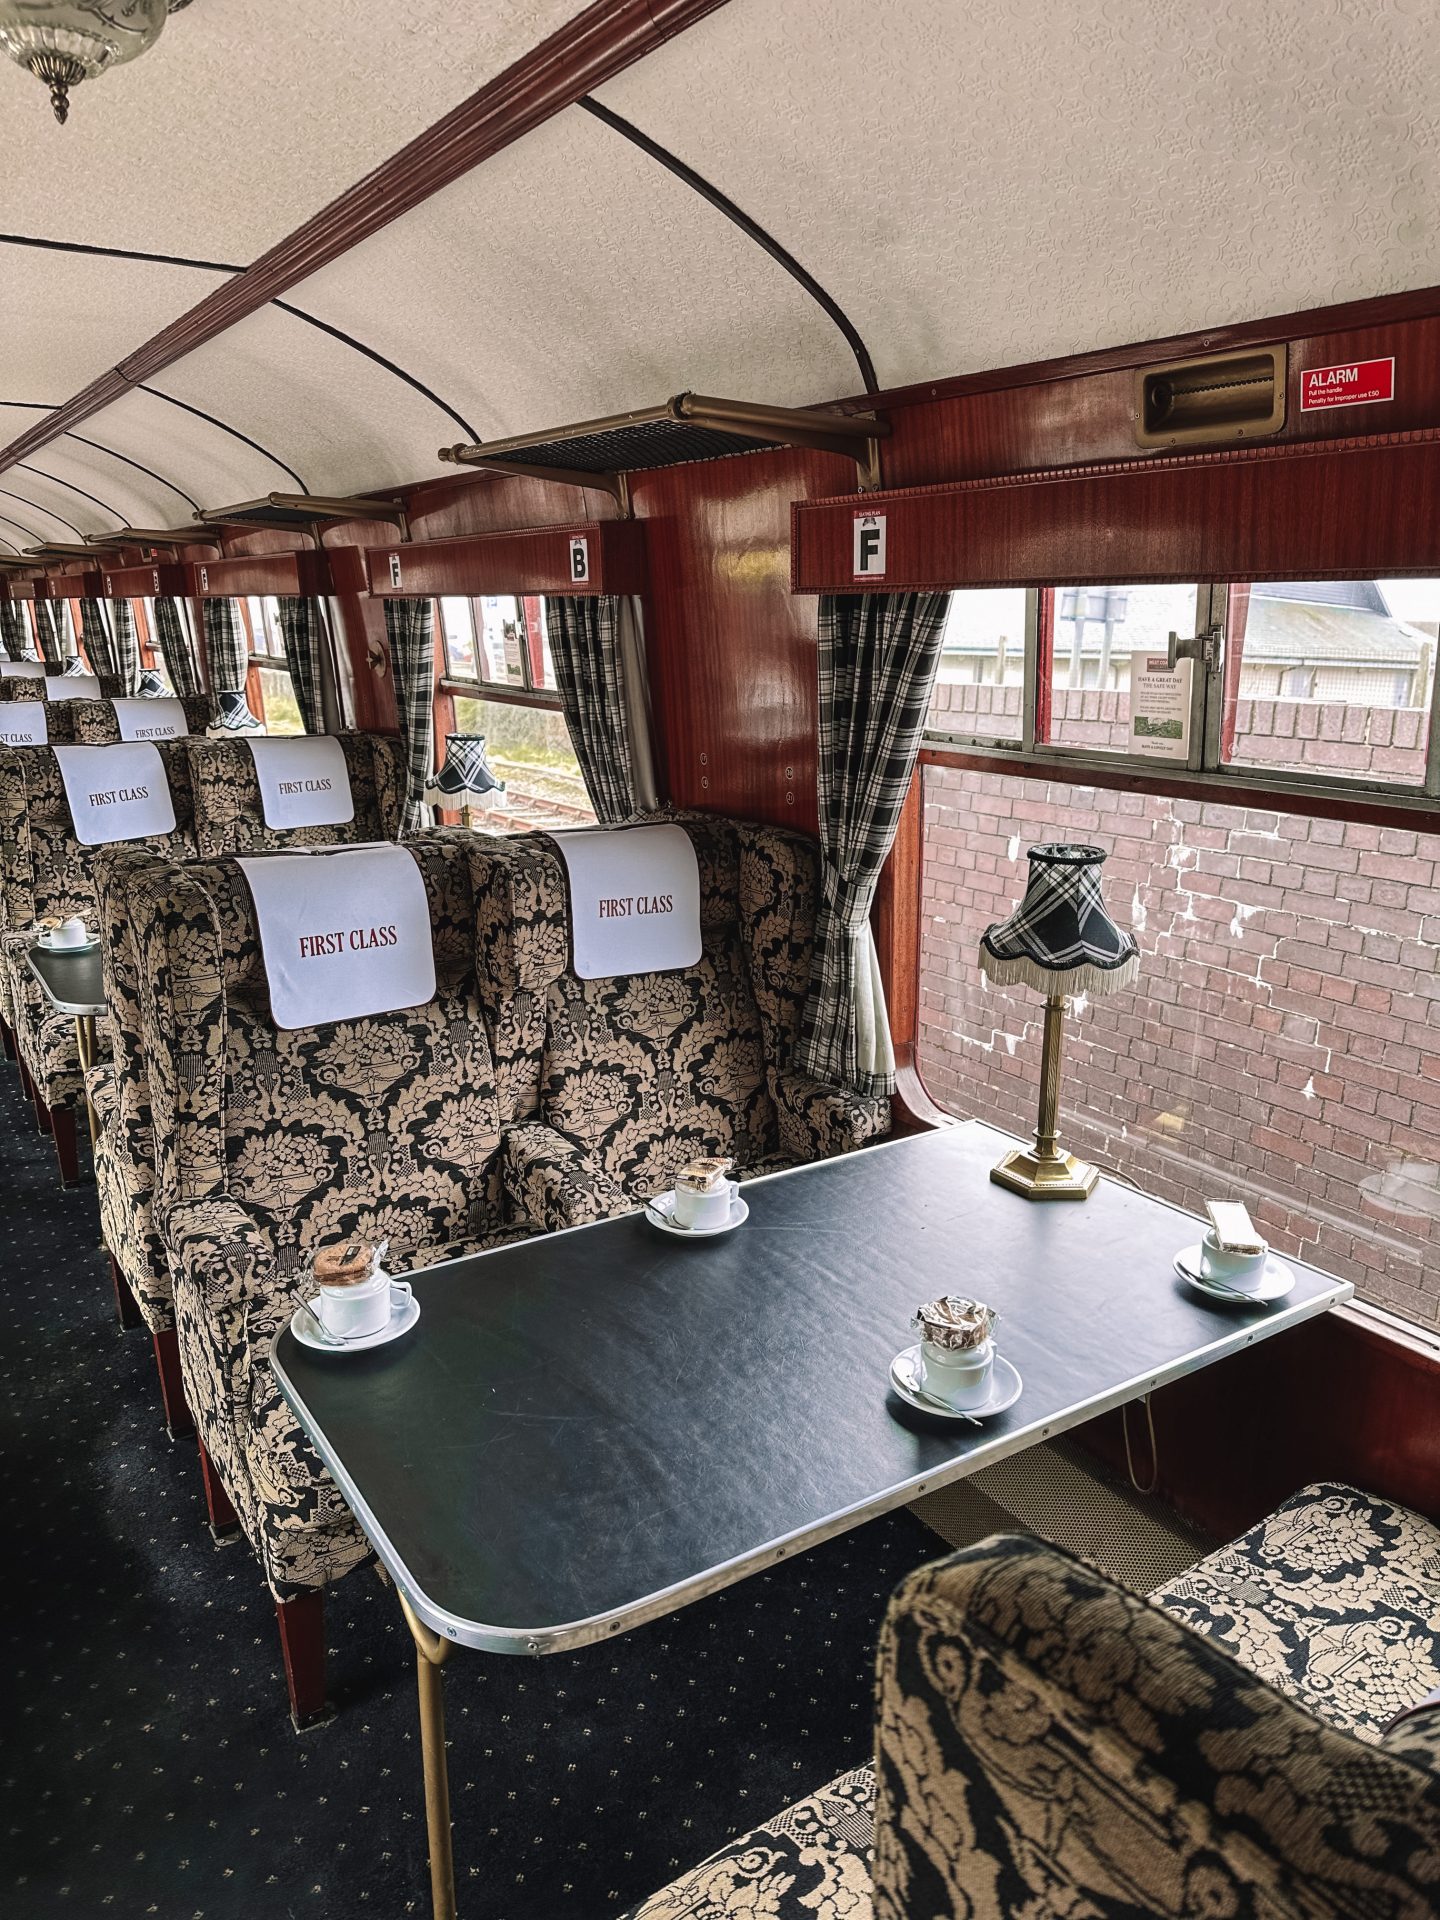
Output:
[{"xmin": 439, "ymin": 392, "xmax": 889, "ymax": 501}]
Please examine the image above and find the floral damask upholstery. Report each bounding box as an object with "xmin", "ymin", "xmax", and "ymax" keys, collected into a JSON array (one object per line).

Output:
[
  {"xmin": 1151, "ymin": 1480, "xmax": 1440, "ymax": 1741},
  {"xmin": 84, "ymin": 733, "xmax": 406, "ymax": 1339},
  {"xmin": 628, "ymin": 1492, "xmax": 1440, "ymax": 1920},
  {"xmin": 473, "ymin": 817, "xmax": 888, "ymax": 1231},
  {"xmin": 70, "ymin": 695, "xmax": 213, "ymax": 742},
  {"xmin": 133, "ymin": 833, "xmax": 526, "ymax": 1599},
  {"xmin": 0, "ymin": 741, "xmax": 196, "ymax": 1111},
  {"xmin": 179, "ymin": 731, "xmax": 405, "ymax": 856}
]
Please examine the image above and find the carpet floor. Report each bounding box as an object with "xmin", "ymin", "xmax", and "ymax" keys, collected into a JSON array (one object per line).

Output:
[{"xmin": 0, "ymin": 1063, "xmax": 943, "ymax": 1919}]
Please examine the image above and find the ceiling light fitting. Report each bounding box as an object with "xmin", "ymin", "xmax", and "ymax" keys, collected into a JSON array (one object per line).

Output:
[{"xmin": 0, "ymin": 0, "xmax": 192, "ymax": 126}]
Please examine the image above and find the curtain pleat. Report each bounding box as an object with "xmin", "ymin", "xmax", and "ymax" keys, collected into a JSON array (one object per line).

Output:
[
  {"xmin": 0, "ymin": 599, "xmax": 31, "ymax": 660},
  {"xmin": 796, "ymin": 592, "xmax": 951, "ymax": 1098},
  {"xmin": 277, "ymin": 596, "xmax": 328, "ymax": 733},
  {"xmin": 111, "ymin": 599, "xmax": 142, "ymax": 694},
  {"xmin": 80, "ymin": 599, "xmax": 118, "ymax": 680},
  {"xmin": 32, "ymin": 600, "xmax": 64, "ymax": 671},
  {"xmin": 383, "ymin": 598, "xmax": 436, "ymax": 834},
  {"xmin": 202, "ymin": 597, "xmax": 249, "ymax": 694},
  {"xmin": 546, "ymin": 595, "xmax": 658, "ymax": 825},
  {"xmin": 154, "ymin": 597, "xmax": 202, "ymax": 698}
]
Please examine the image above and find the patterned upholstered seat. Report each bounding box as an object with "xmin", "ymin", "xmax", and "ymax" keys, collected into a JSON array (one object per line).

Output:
[
  {"xmin": 178, "ymin": 730, "xmax": 405, "ymax": 855},
  {"xmin": 476, "ymin": 816, "xmax": 889, "ymax": 1232},
  {"xmin": 70, "ymin": 694, "xmax": 213, "ymax": 742},
  {"xmin": 90, "ymin": 734, "xmax": 407, "ymax": 1353},
  {"xmin": 0, "ymin": 740, "xmax": 197, "ymax": 1177},
  {"xmin": 624, "ymin": 1488, "xmax": 1440, "ymax": 1919},
  {"xmin": 132, "ymin": 830, "xmax": 536, "ymax": 1719}
]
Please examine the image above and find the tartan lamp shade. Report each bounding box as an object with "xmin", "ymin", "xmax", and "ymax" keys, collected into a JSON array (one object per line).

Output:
[
  {"xmin": 424, "ymin": 734, "xmax": 506, "ymax": 808},
  {"xmin": 980, "ymin": 844, "xmax": 1139, "ymax": 999}
]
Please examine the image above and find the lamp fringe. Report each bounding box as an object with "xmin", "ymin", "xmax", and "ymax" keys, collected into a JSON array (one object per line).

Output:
[{"xmin": 979, "ymin": 951, "xmax": 1140, "ymax": 1000}]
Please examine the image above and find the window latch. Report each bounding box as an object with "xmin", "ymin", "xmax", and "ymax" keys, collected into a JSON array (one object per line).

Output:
[{"xmin": 1166, "ymin": 623, "xmax": 1222, "ymax": 671}]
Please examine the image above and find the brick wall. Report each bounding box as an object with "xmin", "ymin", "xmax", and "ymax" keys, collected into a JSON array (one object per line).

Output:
[
  {"xmin": 920, "ymin": 760, "xmax": 1440, "ymax": 1329},
  {"xmin": 928, "ymin": 681, "xmax": 1429, "ymax": 780}
]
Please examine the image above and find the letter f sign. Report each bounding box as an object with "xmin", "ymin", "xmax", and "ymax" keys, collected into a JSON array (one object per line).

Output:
[{"xmin": 853, "ymin": 513, "xmax": 886, "ymax": 578}]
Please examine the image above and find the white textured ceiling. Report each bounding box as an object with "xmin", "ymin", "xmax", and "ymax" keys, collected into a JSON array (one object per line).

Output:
[
  {"xmin": 1, "ymin": 0, "xmax": 593, "ymax": 261},
  {"xmin": 285, "ymin": 104, "xmax": 855, "ymax": 450},
  {"xmin": 592, "ymin": 0, "xmax": 1440, "ymax": 390},
  {"xmin": 6, "ymin": 0, "xmax": 1440, "ymax": 508},
  {"xmin": 0, "ymin": 244, "xmax": 229, "ymax": 405}
]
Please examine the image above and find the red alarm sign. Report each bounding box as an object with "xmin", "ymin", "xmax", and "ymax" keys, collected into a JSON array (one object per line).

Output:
[{"xmin": 1299, "ymin": 357, "xmax": 1395, "ymax": 412}]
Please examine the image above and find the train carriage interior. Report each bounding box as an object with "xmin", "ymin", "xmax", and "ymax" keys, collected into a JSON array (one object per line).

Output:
[{"xmin": 2, "ymin": 2, "xmax": 1438, "ymax": 1916}]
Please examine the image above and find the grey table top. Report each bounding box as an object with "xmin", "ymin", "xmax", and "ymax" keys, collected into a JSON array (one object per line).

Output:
[
  {"xmin": 26, "ymin": 940, "xmax": 105, "ymax": 1017},
  {"xmin": 272, "ymin": 1121, "xmax": 1351, "ymax": 1655}
]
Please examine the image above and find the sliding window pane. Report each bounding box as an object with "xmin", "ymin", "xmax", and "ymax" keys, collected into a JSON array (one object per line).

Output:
[
  {"xmin": 1046, "ymin": 582, "xmax": 1202, "ymax": 754},
  {"xmin": 439, "ymin": 596, "xmax": 478, "ymax": 680},
  {"xmin": 256, "ymin": 666, "xmax": 303, "ymax": 735},
  {"xmin": 476, "ymin": 596, "xmax": 526, "ymax": 686},
  {"xmin": 1224, "ymin": 580, "xmax": 1436, "ymax": 787},
  {"xmin": 927, "ymin": 588, "xmax": 1025, "ymax": 741}
]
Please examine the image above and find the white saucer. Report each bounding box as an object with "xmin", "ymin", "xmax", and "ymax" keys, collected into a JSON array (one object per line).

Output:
[
  {"xmin": 37, "ymin": 935, "xmax": 99, "ymax": 954},
  {"xmin": 1175, "ymin": 1246, "xmax": 1295, "ymax": 1304},
  {"xmin": 644, "ymin": 1190, "xmax": 750, "ymax": 1238},
  {"xmin": 290, "ymin": 1285, "xmax": 419, "ymax": 1353},
  {"xmin": 889, "ymin": 1345, "xmax": 1023, "ymax": 1421}
]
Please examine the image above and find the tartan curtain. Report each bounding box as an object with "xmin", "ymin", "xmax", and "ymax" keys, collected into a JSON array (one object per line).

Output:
[
  {"xmin": 202, "ymin": 596, "xmax": 249, "ymax": 694},
  {"xmin": 32, "ymin": 600, "xmax": 64, "ymax": 671},
  {"xmin": 383, "ymin": 597, "xmax": 435, "ymax": 834},
  {"xmin": 80, "ymin": 598, "xmax": 116, "ymax": 678},
  {"xmin": 796, "ymin": 592, "xmax": 951, "ymax": 1098},
  {"xmin": 109, "ymin": 599, "xmax": 142, "ymax": 694},
  {"xmin": 277, "ymin": 596, "xmax": 328, "ymax": 734},
  {"xmin": 0, "ymin": 598, "xmax": 30, "ymax": 659},
  {"xmin": 546, "ymin": 595, "xmax": 656, "ymax": 826},
  {"xmin": 154, "ymin": 597, "xmax": 202, "ymax": 698}
]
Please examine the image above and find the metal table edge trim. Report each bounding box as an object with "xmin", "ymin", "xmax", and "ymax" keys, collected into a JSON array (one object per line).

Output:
[{"xmin": 270, "ymin": 1273, "xmax": 1352, "ymax": 1656}]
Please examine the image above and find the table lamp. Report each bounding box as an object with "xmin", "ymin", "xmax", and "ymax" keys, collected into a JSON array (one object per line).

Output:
[
  {"xmin": 979, "ymin": 842, "xmax": 1138, "ymax": 1201},
  {"xmin": 425, "ymin": 734, "xmax": 506, "ymax": 825}
]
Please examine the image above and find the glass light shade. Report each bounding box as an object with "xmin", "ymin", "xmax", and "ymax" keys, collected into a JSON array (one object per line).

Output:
[{"xmin": 0, "ymin": 0, "xmax": 168, "ymax": 122}]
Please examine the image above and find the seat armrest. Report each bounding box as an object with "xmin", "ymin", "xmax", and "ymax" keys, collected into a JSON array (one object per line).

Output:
[
  {"xmin": 500, "ymin": 1120, "xmax": 627, "ymax": 1232},
  {"xmin": 872, "ymin": 1535, "xmax": 1440, "ymax": 1919},
  {"xmin": 770, "ymin": 1065, "xmax": 889, "ymax": 1162},
  {"xmin": 164, "ymin": 1194, "xmax": 278, "ymax": 1312}
]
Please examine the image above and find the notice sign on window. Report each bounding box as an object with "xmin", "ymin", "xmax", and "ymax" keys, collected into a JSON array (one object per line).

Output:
[
  {"xmin": 1300, "ymin": 357, "xmax": 1395, "ymax": 412},
  {"xmin": 853, "ymin": 511, "xmax": 886, "ymax": 578},
  {"xmin": 1130, "ymin": 656, "xmax": 1191, "ymax": 761}
]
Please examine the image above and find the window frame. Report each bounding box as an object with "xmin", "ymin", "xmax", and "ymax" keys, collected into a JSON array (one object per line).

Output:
[
  {"xmin": 434, "ymin": 593, "xmax": 564, "ymax": 714},
  {"xmin": 924, "ymin": 576, "xmax": 1440, "ymax": 822}
]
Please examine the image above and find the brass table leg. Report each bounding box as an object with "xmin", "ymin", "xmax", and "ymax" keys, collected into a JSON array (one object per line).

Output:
[
  {"xmin": 74, "ymin": 1012, "xmax": 98, "ymax": 1150},
  {"xmin": 399, "ymin": 1591, "xmax": 457, "ymax": 1920}
]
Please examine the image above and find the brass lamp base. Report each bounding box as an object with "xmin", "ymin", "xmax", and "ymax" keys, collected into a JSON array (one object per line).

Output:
[{"xmin": 990, "ymin": 1144, "xmax": 1099, "ymax": 1202}]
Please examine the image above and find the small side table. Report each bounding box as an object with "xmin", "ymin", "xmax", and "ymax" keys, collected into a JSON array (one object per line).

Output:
[{"xmin": 26, "ymin": 940, "xmax": 107, "ymax": 1150}]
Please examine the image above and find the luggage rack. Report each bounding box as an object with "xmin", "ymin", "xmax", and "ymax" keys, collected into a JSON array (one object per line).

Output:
[
  {"xmin": 438, "ymin": 392, "xmax": 888, "ymax": 501},
  {"xmin": 193, "ymin": 493, "xmax": 408, "ymax": 538}
]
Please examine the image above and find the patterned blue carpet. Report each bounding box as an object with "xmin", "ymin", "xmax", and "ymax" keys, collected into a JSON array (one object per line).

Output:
[{"xmin": 0, "ymin": 1062, "xmax": 941, "ymax": 1918}]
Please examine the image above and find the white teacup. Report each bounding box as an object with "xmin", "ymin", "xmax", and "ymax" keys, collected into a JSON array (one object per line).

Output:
[
  {"xmin": 316, "ymin": 1272, "xmax": 410, "ymax": 1340},
  {"xmin": 921, "ymin": 1336, "xmax": 995, "ymax": 1410},
  {"xmin": 1198, "ymin": 1229, "xmax": 1268, "ymax": 1292},
  {"xmin": 672, "ymin": 1178, "xmax": 739, "ymax": 1230},
  {"xmin": 45, "ymin": 916, "xmax": 89, "ymax": 949}
]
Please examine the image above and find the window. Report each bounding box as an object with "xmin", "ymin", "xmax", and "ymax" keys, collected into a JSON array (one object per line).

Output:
[
  {"xmin": 1223, "ymin": 580, "xmax": 1439, "ymax": 788},
  {"xmin": 926, "ymin": 576, "xmax": 1440, "ymax": 805},
  {"xmin": 435, "ymin": 594, "xmax": 594, "ymax": 831},
  {"xmin": 242, "ymin": 595, "xmax": 303, "ymax": 735},
  {"xmin": 927, "ymin": 589, "xmax": 1029, "ymax": 743},
  {"xmin": 919, "ymin": 761, "xmax": 1440, "ymax": 1331}
]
